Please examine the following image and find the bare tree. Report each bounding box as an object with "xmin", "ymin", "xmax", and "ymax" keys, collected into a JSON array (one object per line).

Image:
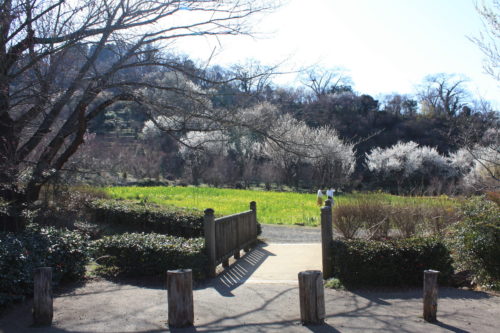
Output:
[
  {"xmin": 417, "ymin": 73, "xmax": 470, "ymax": 117},
  {"xmin": 382, "ymin": 94, "xmax": 418, "ymax": 116},
  {"xmin": 0, "ymin": 0, "xmax": 277, "ymax": 230},
  {"xmin": 470, "ymin": 0, "xmax": 500, "ymax": 81},
  {"xmin": 300, "ymin": 66, "xmax": 352, "ymax": 100}
]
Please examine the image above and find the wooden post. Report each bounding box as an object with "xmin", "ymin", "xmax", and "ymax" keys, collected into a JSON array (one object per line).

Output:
[
  {"xmin": 325, "ymin": 199, "xmax": 332, "ymax": 208},
  {"xmin": 233, "ymin": 250, "xmax": 241, "ymax": 259},
  {"xmin": 33, "ymin": 267, "xmax": 53, "ymax": 326},
  {"xmin": 204, "ymin": 208, "xmax": 217, "ymax": 278},
  {"xmin": 167, "ymin": 269, "xmax": 194, "ymax": 328},
  {"xmin": 222, "ymin": 258, "xmax": 229, "ymax": 268},
  {"xmin": 298, "ymin": 270, "xmax": 325, "ymax": 325},
  {"xmin": 423, "ymin": 270, "xmax": 439, "ymax": 322},
  {"xmin": 321, "ymin": 204, "xmax": 333, "ymax": 279},
  {"xmin": 250, "ymin": 201, "xmax": 257, "ymax": 247}
]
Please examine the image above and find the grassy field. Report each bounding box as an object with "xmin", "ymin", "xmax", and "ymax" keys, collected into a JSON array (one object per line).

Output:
[{"xmin": 104, "ymin": 186, "xmax": 458, "ymax": 227}]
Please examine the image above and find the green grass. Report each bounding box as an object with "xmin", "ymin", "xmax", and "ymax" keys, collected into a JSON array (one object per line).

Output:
[{"xmin": 103, "ymin": 186, "xmax": 459, "ymax": 227}]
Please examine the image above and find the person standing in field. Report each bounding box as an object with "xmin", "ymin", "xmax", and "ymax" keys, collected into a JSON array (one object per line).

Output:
[
  {"xmin": 326, "ymin": 188, "xmax": 335, "ymax": 204},
  {"xmin": 317, "ymin": 189, "xmax": 324, "ymax": 206}
]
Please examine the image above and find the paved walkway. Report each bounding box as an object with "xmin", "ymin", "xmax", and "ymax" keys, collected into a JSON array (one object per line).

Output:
[
  {"xmin": 1, "ymin": 225, "xmax": 499, "ymax": 332},
  {"xmin": 259, "ymin": 224, "xmax": 321, "ymax": 244},
  {"xmin": 218, "ymin": 243, "xmax": 322, "ymax": 285}
]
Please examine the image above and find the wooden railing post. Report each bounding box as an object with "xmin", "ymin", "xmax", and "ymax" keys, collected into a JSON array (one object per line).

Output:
[
  {"xmin": 321, "ymin": 202, "xmax": 333, "ymax": 279},
  {"xmin": 299, "ymin": 270, "xmax": 325, "ymax": 325},
  {"xmin": 233, "ymin": 214, "xmax": 241, "ymax": 259},
  {"xmin": 423, "ymin": 270, "xmax": 439, "ymax": 322},
  {"xmin": 243, "ymin": 201, "xmax": 257, "ymax": 252},
  {"xmin": 250, "ymin": 201, "xmax": 257, "ymax": 238},
  {"xmin": 204, "ymin": 208, "xmax": 217, "ymax": 278},
  {"xmin": 33, "ymin": 267, "xmax": 53, "ymax": 326},
  {"xmin": 325, "ymin": 199, "xmax": 332, "ymax": 210},
  {"xmin": 167, "ymin": 269, "xmax": 194, "ymax": 328}
]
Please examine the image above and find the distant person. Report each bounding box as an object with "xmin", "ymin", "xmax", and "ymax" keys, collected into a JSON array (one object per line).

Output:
[
  {"xmin": 317, "ymin": 189, "xmax": 324, "ymax": 206},
  {"xmin": 326, "ymin": 188, "xmax": 335, "ymax": 206}
]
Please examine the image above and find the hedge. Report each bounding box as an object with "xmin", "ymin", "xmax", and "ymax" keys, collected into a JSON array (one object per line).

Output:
[
  {"xmin": 0, "ymin": 226, "xmax": 88, "ymax": 310},
  {"xmin": 331, "ymin": 237, "xmax": 453, "ymax": 287},
  {"xmin": 91, "ymin": 233, "xmax": 207, "ymax": 279},
  {"xmin": 88, "ymin": 199, "xmax": 204, "ymax": 238},
  {"xmin": 449, "ymin": 196, "xmax": 500, "ymax": 288}
]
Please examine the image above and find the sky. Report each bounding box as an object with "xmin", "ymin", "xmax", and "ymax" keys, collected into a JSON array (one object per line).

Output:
[{"xmin": 173, "ymin": 0, "xmax": 499, "ymax": 108}]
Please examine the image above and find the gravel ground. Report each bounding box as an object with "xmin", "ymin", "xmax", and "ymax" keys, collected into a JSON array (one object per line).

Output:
[
  {"xmin": 260, "ymin": 224, "xmax": 321, "ymax": 243},
  {"xmin": 1, "ymin": 279, "xmax": 499, "ymax": 333}
]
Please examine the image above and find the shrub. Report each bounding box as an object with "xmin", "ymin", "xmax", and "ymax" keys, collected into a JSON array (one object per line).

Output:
[
  {"xmin": 390, "ymin": 205, "xmax": 422, "ymax": 238},
  {"xmin": 34, "ymin": 186, "xmax": 109, "ymax": 229},
  {"xmin": 486, "ymin": 191, "xmax": 500, "ymax": 206},
  {"xmin": 332, "ymin": 199, "xmax": 459, "ymax": 240},
  {"xmin": 449, "ymin": 197, "xmax": 500, "ymax": 288},
  {"xmin": 0, "ymin": 226, "xmax": 88, "ymax": 310},
  {"xmin": 333, "ymin": 203, "xmax": 363, "ymax": 239},
  {"xmin": 91, "ymin": 233, "xmax": 207, "ymax": 278},
  {"xmin": 425, "ymin": 204, "xmax": 460, "ymax": 235},
  {"xmin": 331, "ymin": 237, "xmax": 453, "ymax": 287},
  {"xmin": 358, "ymin": 201, "xmax": 391, "ymax": 240},
  {"xmin": 88, "ymin": 199, "xmax": 204, "ymax": 238}
]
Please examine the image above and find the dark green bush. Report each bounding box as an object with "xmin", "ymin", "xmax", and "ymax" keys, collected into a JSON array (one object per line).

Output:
[
  {"xmin": 88, "ymin": 199, "xmax": 204, "ymax": 238},
  {"xmin": 91, "ymin": 233, "xmax": 207, "ymax": 278},
  {"xmin": 449, "ymin": 197, "xmax": 500, "ymax": 288},
  {"xmin": 0, "ymin": 226, "xmax": 88, "ymax": 309},
  {"xmin": 331, "ymin": 237, "xmax": 453, "ymax": 287}
]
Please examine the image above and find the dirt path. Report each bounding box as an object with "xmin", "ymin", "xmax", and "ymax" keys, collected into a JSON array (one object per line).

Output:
[{"xmin": 1, "ymin": 277, "xmax": 499, "ymax": 333}]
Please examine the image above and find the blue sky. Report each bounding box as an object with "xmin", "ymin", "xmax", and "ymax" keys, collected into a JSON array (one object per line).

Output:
[{"xmin": 174, "ymin": 0, "xmax": 499, "ymax": 107}]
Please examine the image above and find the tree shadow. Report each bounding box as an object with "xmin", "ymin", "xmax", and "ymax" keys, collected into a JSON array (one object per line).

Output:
[
  {"xmin": 304, "ymin": 322, "xmax": 342, "ymax": 333},
  {"xmin": 431, "ymin": 320, "xmax": 471, "ymax": 333},
  {"xmin": 348, "ymin": 286, "xmax": 492, "ymax": 303}
]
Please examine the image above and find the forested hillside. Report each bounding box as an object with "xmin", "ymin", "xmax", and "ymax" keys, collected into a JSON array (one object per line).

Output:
[{"xmin": 63, "ymin": 48, "xmax": 498, "ymax": 195}]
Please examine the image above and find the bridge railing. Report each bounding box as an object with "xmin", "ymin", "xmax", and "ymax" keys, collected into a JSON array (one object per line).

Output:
[{"xmin": 204, "ymin": 201, "xmax": 258, "ymax": 277}]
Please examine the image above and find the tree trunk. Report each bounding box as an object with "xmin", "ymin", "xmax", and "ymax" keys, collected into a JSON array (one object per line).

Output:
[{"xmin": 0, "ymin": 108, "xmax": 27, "ymax": 232}]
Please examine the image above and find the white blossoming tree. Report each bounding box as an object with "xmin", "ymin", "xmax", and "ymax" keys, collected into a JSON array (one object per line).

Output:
[
  {"xmin": 263, "ymin": 114, "xmax": 356, "ymax": 188},
  {"xmin": 366, "ymin": 141, "xmax": 457, "ymax": 193}
]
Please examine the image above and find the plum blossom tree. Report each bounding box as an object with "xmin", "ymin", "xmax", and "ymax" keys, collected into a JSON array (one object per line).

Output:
[
  {"xmin": 366, "ymin": 141, "xmax": 457, "ymax": 193},
  {"xmin": 455, "ymin": 128, "xmax": 500, "ymax": 191},
  {"xmin": 263, "ymin": 114, "xmax": 355, "ymax": 188}
]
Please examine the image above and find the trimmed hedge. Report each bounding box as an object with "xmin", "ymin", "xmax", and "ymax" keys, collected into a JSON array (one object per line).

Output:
[
  {"xmin": 91, "ymin": 233, "xmax": 207, "ymax": 278},
  {"xmin": 0, "ymin": 226, "xmax": 88, "ymax": 310},
  {"xmin": 88, "ymin": 199, "xmax": 204, "ymax": 238},
  {"xmin": 331, "ymin": 237, "xmax": 453, "ymax": 287},
  {"xmin": 450, "ymin": 197, "xmax": 500, "ymax": 288}
]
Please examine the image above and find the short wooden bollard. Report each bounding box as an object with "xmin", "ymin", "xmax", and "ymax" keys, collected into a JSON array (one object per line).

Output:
[
  {"xmin": 167, "ymin": 269, "xmax": 194, "ymax": 328},
  {"xmin": 423, "ymin": 270, "xmax": 439, "ymax": 322},
  {"xmin": 298, "ymin": 270, "xmax": 325, "ymax": 325},
  {"xmin": 33, "ymin": 267, "xmax": 53, "ymax": 326}
]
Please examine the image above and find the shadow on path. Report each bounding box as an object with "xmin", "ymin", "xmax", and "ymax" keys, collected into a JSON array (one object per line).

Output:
[{"xmin": 207, "ymin": 243, "xmax": 276, "ymax": 297}]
